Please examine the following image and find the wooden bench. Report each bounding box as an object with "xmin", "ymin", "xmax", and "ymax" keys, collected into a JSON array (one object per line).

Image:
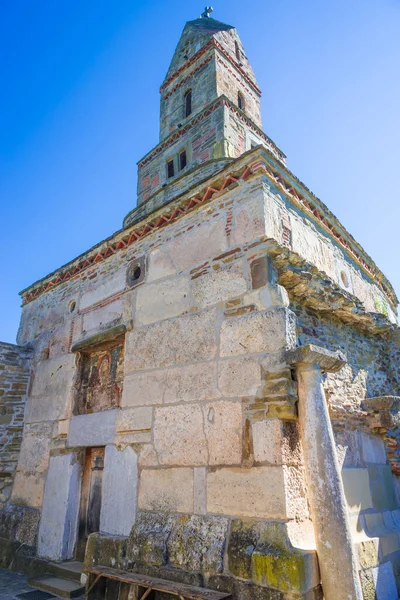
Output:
[{"xmin": 85, "ymin": 565, "xmax": 232, "ymax": 600}]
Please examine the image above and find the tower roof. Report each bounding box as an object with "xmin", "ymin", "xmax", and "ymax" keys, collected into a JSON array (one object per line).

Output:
[{"xmin": 185, "ymin": 16, "xmax": 234, "ymax": 33}]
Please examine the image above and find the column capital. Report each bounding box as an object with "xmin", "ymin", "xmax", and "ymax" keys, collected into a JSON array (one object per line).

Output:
[{"xmin": 285, "ymin": 344, "xmax": 347, "ymax": 373}]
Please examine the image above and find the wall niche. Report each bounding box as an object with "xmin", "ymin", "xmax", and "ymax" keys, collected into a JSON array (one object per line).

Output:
[{"xmin": 74, "ymin": 336, "xmax": 124, "ymax": 415}]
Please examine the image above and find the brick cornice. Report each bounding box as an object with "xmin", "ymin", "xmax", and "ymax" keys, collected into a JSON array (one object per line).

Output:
[
  {"xmin": 137, "ymin": 95, "xmax": 285, "ymax": 169},
  {"xmin": 20, "ymin": 148, "xmax": 397, "ymax": 310},
  {"xmin": 160, "ymin": 38, "xmax": 261, "ymax": 97}
]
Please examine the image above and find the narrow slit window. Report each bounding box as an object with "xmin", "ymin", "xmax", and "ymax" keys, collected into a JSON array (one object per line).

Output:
[
  {"xmin": 167, "ymin": 159, "xmax": 175, "ymax": 178},
  {"xmin": 235, "ymin": 41, "xmax": 241, "ymax": 61},
  {"xmin": 184, "ymin": 89, "xmax": 192, "ymax": 118},
  {"xmin": 238, "ymin": 92, "xmax": 244, "ymax": 111},
  {"xmin": 179, "ymin": 150, "xmax": 187, "ymax": 170}
]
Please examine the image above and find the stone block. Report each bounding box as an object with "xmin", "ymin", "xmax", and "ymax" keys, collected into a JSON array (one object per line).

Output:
[
  {"xmin": 252, "ymin": 419, "xmax": 283, "ymax": 465},
  {"xmin": 361, "ymin": 433, "xmax": 387, "ymax": 465},
  {"xmin": 80, "ymin": 269, "xmax": 126, "ymax": 310},
  {"xmin": 218, "ymin": 356, "xmax": 261, "ymax": 398},
  {"xmin": 334, "ymin": 430, "xmax": 361, "ymax": 469},
  {"xmin": 357, "ymin": 539, "xmax": 379, "ymax": 569},
  {"xmin": 138, "ymin": 468, "xmax": 194, "ymax": 513},
  {"xmin": 126, "ymin": 511, "xmax": 177, "ymax": 567},
  {"xmin": 68, "ymin": 410, "xmax": 117, "ymax": 447},
  {"xmin": 204, "ymin": 401, "xmax": 243, "ymax": 466},
  {"xmin": 17, "ymin": 422, "xmax": 52, "ymax": 474},
  {"xmin": 38, "ymin": 452, "xmax": 82, "ymax": 560},
  {"xmin": 231, "ymin": 193, "xmax": 266, "ymax": 247},
  {"xmin": 125, "ymin": 310, "xmax": 217, "ymax": 372},
  {"xmin": 116, "ymin": 406, "xmax": 153, "ymax": 433},
  {"xmin": 164, "ymin": 218, "xmax": 228, "ymax": 271},
  {"xmin": 153, "ymin": 405, "xmax": 208, "ymax": 466},
  {"xmin": 136, "ymin": 276, "xmax": 191, "ymax": 326},
  {"xmin": 283, "ymin": 465, "xmax": 309, "ymax": 520},
  {"xmin": 220, "ymin": 308, "xmax": 296, "ymax": 357},
  {"xmin": 360, "ymin": 562, "xmax": 398, "ymax": 600},
  {"xmin": 369, "ymin": 465, "xmax": 398, "ymax": 511},
  {"xmin": 147, "ymin": 248, "xmax": 177, "ymax": 282},
  {"xmin": 342, "ymin": 468, "xmax": 373, "ymax": 512},
  {"xmin": 164, "ymin": 362, "xmax": 219, "ymax": 404},
  {"xmin": 82, "ymin": 300, "xmax": 123, "ymax": 333},
  {"xmin": 207, "ymin": 467, "xmax": 286, "ymax": 518},
  {"xmin": 123, "ymin": 370, "xmax": 166, "ymax": 407},
  {"xmin": 100, "ymin": 445, "xmax": 138, "ymax": 537},
  {"xmin": 168, "ymin": 514, "xmax": 230, "ymax": 573},
  {"xmin": 194, "ymin": 467, "xmax": 207, "ymax": 515},
  {"xmin": 192, "ymin": 265, "xmax": 248, "ymax": 309},
  {"xmin": 11, "ymin": 472, "xmax": 46, "ymax": 509}
]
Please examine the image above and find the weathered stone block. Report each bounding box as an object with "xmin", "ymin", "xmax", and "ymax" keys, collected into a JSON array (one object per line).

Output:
[
  {"xmin": 164, "ymin": 362, "xmax": 219, "ymax": 404},
  {"xmin": 38, "ymin": 452, "xmax": 82, "ymax": 560},
  {"xmin": 116, "ymin": 407, "xmax": 153, "ymax": 433},
  {"xmin": 153, "ymin": 405, "xmax": 208, "ymax": 466},
  {"xmin": 361, "ymin": 433, "xmax": 387, "ymax": 465},
  {"xmin": 204, "ymin": 400, "xmax": 243, "ymax": 466},
  {"xmin": 138, "ymin": 468, "xmax": 194, "ymax": 513},
  {"xmin": 207, "ymin": 467, "xmax": 286, "ymax": 518},
  {"xmin": 220, "ymin": 308, "xmax": 296, "ymax": 357},
  {"xmin": 82, "ymin": 300, "xmax": 123, "ymax": 333},
  {"xmin": 252, "ymin": 419, "xmax": 283, "ymax": 465},
  {"xmin": 68, "ymin": 410, "xmax": 117, "ymax": 447},
  {"xmin": 360, "ymin": 562, "xmax": 398, "ymax": 600},
  {"xmin": 80, "ymin": 270, "xmax": 126, "ymax": 310},
  {"xmin": 147, "ymin": 248, "xmax": 177, "ymax": 282},
  {"xmin": 168, "ymin": 514, "xmax": 229, "ymax": 573},
  {"xmin": 368, "ymin": 465, "xmax": 398, "ymax": 511},
  {"xmin": 342, "ymin": 468, "xmax": 373, "ymax": 512},
  {"xmin": 100, "ymin": 445, "xmax": 138, "ymax": 537},
  {"xmin": 218, "ymin": 356, "xmax": 261, "ymax": 398},
  {"xmin": 136, "ymin": 276, "xmax": 191, "ymax": 326},
  {"xmin": 334, "ymin": 430, "xmax": 361, "ymax": 469},
  {"xmin": 192, "ymin": 265, "xmax": 248, "ymax": 309},
  {"xmin": 126, "ymin": 511, "xmax": 177, "ymax": 567}
]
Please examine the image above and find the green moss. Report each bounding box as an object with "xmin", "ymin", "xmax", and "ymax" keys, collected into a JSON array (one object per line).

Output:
[{"xmin": 252, "ymin": 552, "xmax": 305, "ymax": 593}]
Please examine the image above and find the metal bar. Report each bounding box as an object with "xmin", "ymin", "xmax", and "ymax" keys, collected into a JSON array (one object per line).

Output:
[
  {"xmin": 140, "ymin": 588, "xmax": 153, "ymax": 600},
  {"xmin": 86, "ymin": 574, "xmax": 101, "ymax": 595}
]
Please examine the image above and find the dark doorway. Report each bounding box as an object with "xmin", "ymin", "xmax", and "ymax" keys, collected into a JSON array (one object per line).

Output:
[{"xmin": 76, "ymin": 447, "xmax": 105, "ymax": 561}]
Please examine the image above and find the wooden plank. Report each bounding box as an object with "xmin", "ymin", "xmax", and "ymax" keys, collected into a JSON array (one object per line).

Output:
[{"xmin": 85, "ymin": 566, "xmax": 231, "ymax": 600}]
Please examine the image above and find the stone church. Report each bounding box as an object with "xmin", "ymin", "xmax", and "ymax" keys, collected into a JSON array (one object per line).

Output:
[{"xmin": 1, "ymin": 9, "xmax": 400, "ymax": 600}]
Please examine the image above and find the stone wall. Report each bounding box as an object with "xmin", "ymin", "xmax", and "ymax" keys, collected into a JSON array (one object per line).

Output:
[{"xmin": 0, "ymin": 342, "xmax": 31, "ymax": 510}]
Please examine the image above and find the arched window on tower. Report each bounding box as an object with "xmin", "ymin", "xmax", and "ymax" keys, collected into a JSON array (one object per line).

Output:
[
  {"xmin": 238, "ymin": 92, "xmax": 245, "ymax": 111},
  {"xmin": 235, "ymin": 41, "xmax": 241, "ymax": 61},
  {"xmin": 184, "ymin": 89, "xmax": 192, "ymax": 118}
]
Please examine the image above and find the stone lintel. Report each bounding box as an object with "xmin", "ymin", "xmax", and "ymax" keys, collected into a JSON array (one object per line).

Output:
[
  {"xmin": 71, "ymin": 322, "xmax": 131, "ymax": 353},
  {"xmin": 285, "ymin": 344, "xmax": 347, "ymax": 373},
  {"xmin": 362, "ymin": 396, "xmax": 400, "ymax": 412}
]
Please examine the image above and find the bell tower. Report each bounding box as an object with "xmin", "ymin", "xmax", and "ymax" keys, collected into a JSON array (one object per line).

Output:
[{"xmin": 124, "ymin": 8, "xmax": 285, "ymax": 227}]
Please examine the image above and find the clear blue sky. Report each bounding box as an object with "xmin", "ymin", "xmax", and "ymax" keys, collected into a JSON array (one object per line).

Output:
[{"xmin": 1, "ymin": 0, "xmax": 399, "ymax": 344}]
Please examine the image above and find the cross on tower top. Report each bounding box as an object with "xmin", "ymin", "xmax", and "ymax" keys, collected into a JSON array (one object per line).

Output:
[{"xmin": 201, "ymin": 6, "xmax": 213, "ymax": 18}]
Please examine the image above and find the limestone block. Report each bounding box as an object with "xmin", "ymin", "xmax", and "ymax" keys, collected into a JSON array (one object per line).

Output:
[
  {"xmin": 368, "ymin": 465, "xmax": 398, "ymax": 511},
  {"xmin": 357, "ymin": 539, "xmax": 379, "ymax": 569},
  {"xmin": 361, "ymin": 433, "xmax": 387, "ymax": 465},
  {"xmin": 138, "ymin": 468, "xmax": 194, "ymax": 513},
  {"xmin": 164, "ymin": 218, "xmax": 228, "ymax": 271},
  {"xmin": 192, "ymin": 265, "xmax": 248, "ymax": 309},
  {"xmin": 135, "ymin": 276, "xmax": 190, "ymax": 326},
  {"xmin": 147, "ymin": 248, "xmax": 177, "ymax": 282},
  {"xmin": 335, "ymin": 430, "xmax": 361, "ymax": 469},
  {"xmin": 82, "ymin": 300, "xmax": 123, "ymax": 333},
  {"xmin": 11, "ymin": 472, "xmax": 46, "ymax": 509},
  {"xmin": 125, "ymin": 310, "xmax": 217, "ymax": 372},
  {"xmin": 164, "ymin": 362, "xmax": 219, "ymax": 404},
  {"xmin": 231, "ymin": 192, "xmax": 266, "ymax": 246},
  {"xmin": 116, "ymin": 407, "xmax": 153, "ymax": 433},
  {"xmin": 126, "ymin": 511, "xmax": 177, "ymax": 566},
  {"xmin": 220, "ymin": 308, "xmax": 296, "ymax": 357},
  {"xmin": 218, "ymin": 356, "xmax": 261, "ymax": 398},
  {"xmin": 100, "ymin": 445, "xmax": 138, "ymax": 537},
  {"xmin": 207, "ymin": 467, "xmax": 286, "ymax": 518},
  {"xmin": 80, "ymin": 269, "xmax": 126, "ymax": 310},
  {"xmin": 283, "ymin": 465, "xmax": 309, "ymax": 520},
  {"xmin": 360, "ymin": 562, "xmax": 398, "ymax": 600},
  {"xmin": 194, "ymin": 467, "xmax": 207, "ymax": 515},
  {"xmin": 203, "ymin": 401, "xmax": 243, "ymax": 466},
  {"xmin": 37, "ymin": 452, "xmax": 82, "ymax": 560},
  {"xmin": 153, "ymin": 405, "xmax": 208, "ymax": 466},
  {"xmin": 252, "ymin": 419, "xmax": 283, "ymax": 465},
  {"xmin": 68, "ymin": 410, "xmax": 117, "ymax": 448},
  {"xmin": 342, "ymin": 468, "xmax": 373, "ymax": 512},
  {"xmin": 138, "ymin": 444, "xmax": 159, "ymax": 468},
  {"xmin": 123, "ymin": 370, "xmax": 166, "ymax": 407},
  {"xmin": 17, "ymin": 422, "xmax": 52, "ymax": 474},
  {"xmin": 168, "ymin": 514, "xmax": 229, "ymax": 573}
]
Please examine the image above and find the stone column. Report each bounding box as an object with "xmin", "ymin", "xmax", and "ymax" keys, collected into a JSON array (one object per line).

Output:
[{"xmin": 286, "ymin": 344, "xmax": 363, "ymax": 600}]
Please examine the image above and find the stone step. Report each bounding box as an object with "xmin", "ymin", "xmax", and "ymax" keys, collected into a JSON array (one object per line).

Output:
[
  {"xmin": 28, "ymin": 575, "xmax": 85, "ymax": 599},
  {"xmin": 47, "ymin": 560, "xmax": 84, "ymax": 583}
]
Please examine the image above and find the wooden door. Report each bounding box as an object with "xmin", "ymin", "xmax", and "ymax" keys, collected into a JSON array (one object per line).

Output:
[{"xmin": 76, "ymin": 447, "xmax": 105, "ymax": 561}]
